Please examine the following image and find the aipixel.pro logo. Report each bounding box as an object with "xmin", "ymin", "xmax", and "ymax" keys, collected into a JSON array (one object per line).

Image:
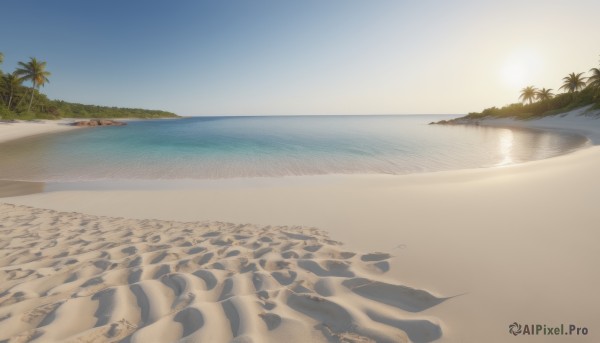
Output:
[{"xmin": 509, "ymin": 322, "xmax": 588, "ymax": 336}]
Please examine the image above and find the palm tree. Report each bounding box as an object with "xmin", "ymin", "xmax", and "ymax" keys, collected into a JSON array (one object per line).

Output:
[
  {"xmin": 535, "ymin": 88, "xmax": 554, "ymax": 101},
  {"xmin": 559, "ymin": 72, "xmax": 587, "ymax": 93},
  {"xmin": 14, "ymin": 57, "xmax": 51, "ymax": 113},
  {"xmin": 519, "ymin": 86, "xmax": 537, "ymax": 104},
  {"xmin": 588, "ymin": 67, "xmax": 600, "ymax": 93},
  {"xmin": 2, "ymin": 73, "xmax": 23, "ymax": 109}
]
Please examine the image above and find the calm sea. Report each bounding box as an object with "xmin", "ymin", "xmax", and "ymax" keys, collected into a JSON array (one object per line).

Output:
[{"xmin": 0, "ymin": 115, "xmax": 588, "ymax": 182}]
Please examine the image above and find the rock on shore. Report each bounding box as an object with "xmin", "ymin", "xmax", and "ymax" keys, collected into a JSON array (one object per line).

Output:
[{"xmin": 71, "ymin": 119, "xmax": 127, "ymax": 127}]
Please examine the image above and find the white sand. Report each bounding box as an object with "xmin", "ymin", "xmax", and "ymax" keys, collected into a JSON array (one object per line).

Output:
[
  {"xmin": 0, "ymin": 120, "xmax": 77, "ymax": 144},
  {"xmin": 2, "ymin": 108, "xmax": 600, "ymax": 342},
  {"xmin": 0, "ymin": 204, "xmax": 442, "ymax": 342}
]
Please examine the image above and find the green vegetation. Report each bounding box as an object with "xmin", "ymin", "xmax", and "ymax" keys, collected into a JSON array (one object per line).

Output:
[
  {"xmin": 15, "ymin": 58, "xmax": 51, "ymax": 113},
  {"xmin": 451, "ymin": 56, "xmax": 600, "ymax": 122},
  {"xmin": 536, "ymin": 88, "xmax": 554, "ymax": 102},
  {"xmin": 519, "ymin": 86, "xmax": 537, "ymax": 104},
  {"xmin": 559, "ymin": 72, "xmax": 587, "ymax": 93},
  {"xmin": 0, "ymin": 52, "xmax": 178, "ymax": 120},
  {"xmin": 588, "ymin": 67, "xmax": 600, "ymax": 93}
]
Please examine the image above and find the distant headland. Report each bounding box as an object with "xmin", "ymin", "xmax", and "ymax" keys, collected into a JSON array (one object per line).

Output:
[
  {"xmin": 433, "ymin": 55, "xmax": 600, "ymax": 125},
  {"xmin": 0, "ymin": 52, "xmax": 179, "ymax": 120}
]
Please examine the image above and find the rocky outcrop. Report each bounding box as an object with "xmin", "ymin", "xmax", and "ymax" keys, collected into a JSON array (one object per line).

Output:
[{"xmin": 71, "ymin": 119, "xmax": 127, "ymax": 127}]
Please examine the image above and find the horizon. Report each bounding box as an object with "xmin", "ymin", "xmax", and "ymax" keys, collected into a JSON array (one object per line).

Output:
[
  {"xmin": 1, "ymin": 0, "xmax": 599, "ymax": 116},
  {"xmin": 171, "ymin": 113, "xmax": 463, "ymax": 117}
]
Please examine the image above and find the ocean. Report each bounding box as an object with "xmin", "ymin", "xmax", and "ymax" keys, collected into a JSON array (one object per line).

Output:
[{"xmin": 0, "ymin": 115, "xmax": 588, "ymax": 181}]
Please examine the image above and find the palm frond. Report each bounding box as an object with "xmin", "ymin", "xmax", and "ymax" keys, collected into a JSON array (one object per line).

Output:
[
  {"xmin": 560, "ymin": 72, "xmax": 587, "ymax": 93},
  {"xmin": 588, "ymin": 67, "xmax": 600, "ymax": 88},
  {"xmin": 519, "ymin": 86, "xmax": 537, "ymax": 104},
  {"xmin": 535, "ymin": 88, "xmax": 554, "ymax": 101}
]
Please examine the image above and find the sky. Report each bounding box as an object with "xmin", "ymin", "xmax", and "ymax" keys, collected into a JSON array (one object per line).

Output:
[{"xmin": 1, "ymin": 0, "xmax": 599, "ymax": 116}]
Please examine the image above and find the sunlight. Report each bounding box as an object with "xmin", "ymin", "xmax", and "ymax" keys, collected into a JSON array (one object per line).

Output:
[
  {"xmin": 501, "ymin": 63, "xmax": 527, "ymax": 89},
  {"xmin": 500, "ymin": 50, "xmax": 540, "ymax": 90},
  {"xmin": 497, "ymin": 129, "xmax": 514, "ymax": 166}
]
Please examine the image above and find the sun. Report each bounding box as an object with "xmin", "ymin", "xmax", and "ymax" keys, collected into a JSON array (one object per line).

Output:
[
  {"xmin": 499, "ymin": 50, "xmax": 540, "ymax": 90},
  {"xmin": 501, "ymin": 63, "xmax": 527, "ymax": 89}
]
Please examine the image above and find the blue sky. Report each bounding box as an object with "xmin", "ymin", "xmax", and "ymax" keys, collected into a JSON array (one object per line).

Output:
[{"xmin": 1, "ymin": 0, "xmax": 599, "ymax": 115}]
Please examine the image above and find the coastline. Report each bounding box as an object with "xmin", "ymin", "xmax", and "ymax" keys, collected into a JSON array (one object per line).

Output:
[
  {"xmin": 0, "ymin": 180, "xmax": 45, "ymax": 198},
  {"xmin": 0, "ymin": 117, "xmax": 184, "ymax": 145},
  {"xmin": 440, "ymin": 104, "xmax": 600, "ymax": 143},
  {"xmin": 0, "ymin": 121, "xmax": 72, "ymax": 196},
  {"xmin": 1, "ymin": 109, "xmax": 599, "ymax": 341},
  {"xmin": 0, "ymin": 119, "xmax": 78, "ymax": 144}
]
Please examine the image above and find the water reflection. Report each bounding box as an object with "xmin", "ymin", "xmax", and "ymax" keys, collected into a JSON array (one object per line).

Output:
[{"xmin": 497, "ymin": 129, "xmax": 514, "ymax": 166}]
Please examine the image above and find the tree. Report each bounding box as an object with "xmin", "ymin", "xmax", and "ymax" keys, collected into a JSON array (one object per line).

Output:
[
  {"xmin": 559, "ymin": 72, "xmax": 587, "ymax": 93},
  {"xmin": 2, "ymin": 73, "xmax": 23, "ymax": 109},
  {"xmin": 535, "ymin": 88, "xmax": 554, "ymax": 101},
  {"xmin": 519, "ymin": 86, "xmax": 537, "ymax": 104},
  {"xmin": 14, "ymin": 57, "xmax": 51, "ymax": 113},
  {"xmin": 588, "ymin": 67, "xmax": 600, "ymax": 96}
]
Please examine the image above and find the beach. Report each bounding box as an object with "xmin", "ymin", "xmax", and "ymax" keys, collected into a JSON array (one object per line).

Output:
[
  {"xmin": 0, "ymin": 120, "xmax": 77, "ymax": 144},
  {"xmin": 0, "ymin": 120, "xmax": 76, "ymax": 196},
  {"xmin": 1, "ymin": 110, "xmax": 599, "ymax": 342}
]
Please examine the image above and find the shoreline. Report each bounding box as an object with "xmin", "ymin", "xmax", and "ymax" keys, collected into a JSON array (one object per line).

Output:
[
  {"xmin": 0, "ymin": 111, "xmax": 594, "ymax": 194},
  {"xmin": 2, "ymin": 108, "xmax": 600, "ymax": 341},
  {"xmin": 3, "ymin": 146, "xmax": 599, "ymax": 342},
  {"xmin": 0, "ymin": 117, "xmax": 185, "ymax": 145},
  {"xmin": 438, "ymin": 105, "xmax": 600, "ymax": 143},
  {"xmin": 0, "ymin": 180, "xmax": 45, "ymax": 198},
  {"xmin": 0, "ymin": 119, "xmax": 78, "ymax": 144}
]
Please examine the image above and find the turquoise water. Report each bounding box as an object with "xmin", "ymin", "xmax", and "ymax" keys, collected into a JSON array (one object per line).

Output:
[{"xmin": 0, "ymin": 115, "xmax": 588, "ymax": 181}]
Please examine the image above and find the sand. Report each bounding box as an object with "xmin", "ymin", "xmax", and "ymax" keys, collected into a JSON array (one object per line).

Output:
[
  {"xmin": 0, "ymin": 181, "xmax": 45, "ymax": 198},
  {"xmin": 0, "ymin": 120, "xmax": 77, "ymax": 144},
  {"xmin": 0, "ymin": 203, "xmax": 443, "ymax": 342},
  {"xmin": 1, "ymin": 108, "xmax": 600, "ymax": 342},
  {"xmin": 0, "ymin": 120, "xmax": 74, "ymax": 197}
]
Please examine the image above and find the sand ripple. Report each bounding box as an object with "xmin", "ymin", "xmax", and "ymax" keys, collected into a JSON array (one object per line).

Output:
[{"xmin": 0, "ymin": 203, "xmax": 445, "ymax": 342}]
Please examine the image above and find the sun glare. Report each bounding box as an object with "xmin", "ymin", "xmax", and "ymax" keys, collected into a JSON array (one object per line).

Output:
[
  {"xmin": 501, "ymin": 64, "xmax": 527, "ymax": 89},
  {"xmin": 497, "ymin": 129, "xmax": 514, "ymax": 166},
  {"xmin": 500, "ymin": 50, "xmax": 541, "ymax": 90}
]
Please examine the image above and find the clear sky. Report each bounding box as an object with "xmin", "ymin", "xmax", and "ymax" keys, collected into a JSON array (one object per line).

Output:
[{"xmin": 1, "ymin": 0, "xmax": 599, "ymax": 116}]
